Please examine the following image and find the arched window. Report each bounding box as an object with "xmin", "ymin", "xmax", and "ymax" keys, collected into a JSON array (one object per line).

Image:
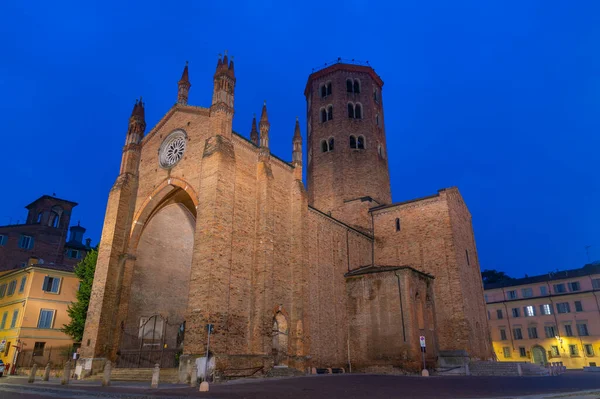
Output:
[
  {"xmin": 36, "ymin": 212, "xmax": 43, "ymax": 223},
  {"xmin": 378, "ymin": 144, "xmax": 385, "ymax": 158},
  {"xmin": 353, "ymin": 80, "xmax": 360, "ymax": 93},
  {"xmin": 376, "ymin": 114, "xmax": 380, "ymax": 127},
  {"xmin": 355, "ymin": 103, "xmax": 362, "ymax": 119},
  {"xmin": 320, "ymin": 85, "xmax": 327, "ymax": 98},
  {"xmin": 373, "ymin": 88, "xmax": 379, "ymax": 103},
  {"xmin": 349, "ymin": 135, "xmax": 357, "ymax": 149},
  {"xmin": 346, "ymin": 79, "xmax": 353, "ymax": 93},
  {"xmin": 357, "ymin": 135, "xmax": 365, "ymax": 149},
  {"xmin": 326, "ymin": 82, "xmax": 332, "ymax": 96},
  {"xmin": 327, "ymin": 105, "xmax": 333, "ymax": 121},
  {"xmin": 321, "ymin": 140, "xmax": 328, "ymax": 152},
  {"xmin": 50, "ymin": 213, "xmax": 60, "ymax": 228},
  {"xmin": 328, "ymin": 137, "xmax": 335, "ymax": 151},
  {"xmin": 347, "ymin": 103, "xmax": 354, "ymax": 118},
  {"xmin": 321, "ymin": 108, "xmax": 327, "ymax": 123},
  {"xmin": 395, "ymin": 218, "xmax": 401, "ymax": 231}
]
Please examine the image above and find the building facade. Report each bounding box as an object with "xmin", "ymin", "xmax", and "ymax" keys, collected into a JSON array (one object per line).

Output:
[
  {"xmin": 0, "ymin": 259, "xmax": 80, "ymax": 369},
  {"xmin": 79, "ymin": 56, "xmax": 491, "ymax": 377},
  {"xmin": 0, "ymin": 195, "xmax": 92, "ymax": 272},
  {"xmin": 485, "ymin": 264, "xmax": 600, "ymax": 369}
]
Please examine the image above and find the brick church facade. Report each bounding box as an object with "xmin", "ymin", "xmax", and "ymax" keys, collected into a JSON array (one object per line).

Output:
[{"xmin": 79, "ymin": 56, "xmax": 491, "ymax": 376}]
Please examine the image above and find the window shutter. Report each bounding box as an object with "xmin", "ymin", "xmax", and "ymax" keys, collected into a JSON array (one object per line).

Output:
[
  {"xmin": 52, "ymin": 278, "xmax": 60, "ymax": 293},
  {"xmin": 43, "ymin": 276, "xmax": 49, "ymax": 291},
  {"xmin": 29, "ymin": 236, "xmax": 34, "ymax": 249}
]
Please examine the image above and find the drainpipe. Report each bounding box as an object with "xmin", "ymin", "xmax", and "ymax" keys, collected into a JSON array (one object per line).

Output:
[
  {"xmin": 501, "ymin": 288, "xmax": 515, "ymax": 351},
  {"xmin": 346, "ymin": 230, "xmax": 350, "ymax": 273},
  {"xmin": 395, "ymin": 271, "xmax": 407, "ymax": 342},
  {"xmin": 586, "ymin": 275, "xmax": 600, "ymax": 318},
  {"xmin": 370, "ymin": 212, "xmax": 375, "ymax": 267}
]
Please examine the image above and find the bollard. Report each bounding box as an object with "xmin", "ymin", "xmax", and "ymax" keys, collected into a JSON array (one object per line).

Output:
[
  {"xmin": 43, "ymin": 363, "xmax": 51, "ymax": 381},
  {"xmin": 28, "ymin": 364, "xmax": 38, "ymax": 383},
  {"xmin": 327, "ymin": 367, "xmax": 332, "ymax": 374},
  {"xmin": 311, "ymin": 367, "xmax": 317, "ymax": 375},
  {"xmin": 151, "ymin": 363, "xmax": 160, "ymax": 389},
  {"xmin": 517, "ymin": 363, "xmax": 522, "ymax": 376},
  {"xmin": 190, "ymin": 362, "xmax": 198, "ymax": 387},
  {"xmin": 102, "ymin": 360, "xmax": 112, "ymax": 387},
  {"xmin": 199, "ymin": 381, "xmax": 209, "ymax": 392},
  {"xmin": 465, "ymin": 363, "xmax": 471, "ymax": 376},
  {"xmin": 61, "ymin": 361, "xmax": 72, "ymax": 385}
]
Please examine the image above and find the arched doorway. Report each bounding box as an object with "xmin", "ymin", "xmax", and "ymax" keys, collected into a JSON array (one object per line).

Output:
[
  {"xmin": 118, "ymin": 196, "xmax": 196, "ymax": 368},
  {"xmin": 272, "ymin": 312, "xmax": 288, "ymax": 366},
  {"xmin": 532, "ymin": 345, "xmax": 547, "ymax": 366}
]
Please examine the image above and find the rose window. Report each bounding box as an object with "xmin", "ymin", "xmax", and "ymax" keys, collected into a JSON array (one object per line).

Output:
[{"xmin": 159, "ymin": 131, "xmax": 187, "ymax": 168}]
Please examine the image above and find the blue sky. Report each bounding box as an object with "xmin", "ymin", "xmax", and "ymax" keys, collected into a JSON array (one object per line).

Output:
[{"xmin": 1, "ymin": 1, "xmax": 598, "ymax": 277}]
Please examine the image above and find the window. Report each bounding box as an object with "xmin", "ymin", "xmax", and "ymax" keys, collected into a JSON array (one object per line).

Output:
[
  {"xmin": 321, "ymin": 108, "xmax": 327, "ymax": 123},
  {"xmin": 540, "ymin": 304, "xmax": 552, "ymax": 315},
  {"xmin": 42, "ymin": 276, "xmax": 61, "ymax": 294},
  {"xmin": 466, "ymin": 250, "xmax": 470, "ymax": 266},
  {"xmin": 346, "ymin": 79, "xmax": 353, "ymax": 93},
  {"xmin": 569, "ymin": 344, "xmax": 579, "ymax": 356},
  {"xmin": 37, "ymin": 212, "xmax": 43, "ymax": 223},
  {"xmin": 67, "ymin": 249, "xmax": 80, "ymax": 259},
  {"xmin": 593, "ymin": 279, "xmax": 600, "ymax": 290},
  {"xmin": 395, "ymin": 218, "xmax": 401, "ymax": 232},
  {"xmin": 553, "ymin": 283, "xmax": 566, "ymax": 294},
  {"xmin": 484, "ymin": 294, "xmax": 488, "ymax": 303},
  {"xmin": 496, "ymin": 309, "xmax": 503, "ymax": 319},
  {"xmin": 33, "ymin": 342, "xmax": 45, "ymax": 357},
  {"xmin": 18, "ymin": 235, "xmax": 34, "ymax": 249},
  {"xmin": 512, "ymin": 308, "xmax": 520, "ymax": 318},
  {"xmin": 575, "ymin": 301, "xmax": 583, "ymax": 312},
  {"xmin": 357, "ymin": 135, "xmax": 365, "ymax": 149},
  {"xmin": 568, "ymin": 282, "xmax": 580, "ymax": 292},
  {"xmin": 347, "ymin": 103, "xmax": 355, "ymax": 118},
  {"xmin": 7, "ymin": 280, "xmax": 16, "ymax": 296},
  {"xmin": 376, "ymin": 113, "xmax": 380, "ymax": 127},
  {"xmin": 327, "ymin": 105, "xmax": 333, "ymax": 121},
  {"xmin": 0, "ymin": 235, "xmax": 6, "ymax": 246},
  {"xmin": 10, "ymin": 310, "xmax": 18, "ymax": 329},
  {"xmin": 19, "ymin": 276, "xmax": 26, "ymax": 293},
  {"xmin": 50, "ymin": 212, "xmax": 60, "ymax": 228},
  {"xmin": 513, "ymin": 328, "xmax": 523, "ymax": 340},
  {"xmin": 326, "ymin": 82, "xmax": 332, "ymax": 96},
  {"xmin": 577, "ymin": 323, "xmax": 589, "ymax": 336},
  {"xmin": 350, "ymin": 135, "xmax": 356, "ymax": 149},
  {"xmin": 0, "ymin": 312, "xmax": 7, "ymax": 329},
  {"xmin": 353, "ymin": 80, "xmax": 360, "ymax": 94},
  {"xmin": 377, "ymin": 144, "xmax": 385, "ymax": 158},
  {"xmin": 373, "ymin": 88, "xmax": 379, "ymax": 103},
  {"xmin": 585, "ymin": 344, "xmax": 594, "ymax": 356},
  {"xmin": 487, "ymin": 310, "xmax": 491, "ymax": 320},
  {"xmin": 328, "ymin": 138, "xmax": 335, "ymax": 151},
  {"xmin": 544, "ymin": 325, "xmax": 557, "ymax": 338},
  {"xmin": 525, "ymin": 305, "xmax": 535, "ymax": 317},
  {"xmin": 321, "ymin": 140, "xmax": 328, "ymax": 152},
  {"xmin": 564, "ymin": 324, "xmax": 574, "ymax": 337},
  {"xmin": 556, "ymin": 302, "xmax": 570, "ymax": 314},
  {"xmin": 355, "ymin": 103, "xmax": 362, "ymax": 119},
  {"xmin": 521, "ymin": 288, "xmax": 533, "ymax": 298},
  {"xmin": 37, "ymin": 309, "xmax": 55, "ymax": 329},
  {"xmin": 507, "ymin": 290, "xmax": 517, "ymax": 299},
  {"xmin": 503, "ymin": 347, "xmax": 511, "ymax": 358},
  {"xmin": 550, "ymin": 346, "xmax": 560, "ymax": 357},
  {"xmin": 519, "ymin": 347, "xmax": 527, "ymax": 357},
  {"xmin": 540, "ymin": 286, "xmax": 548, "ymax": 296},
  {"xmin": 528, "ymin": 327, "xmax": 538, "ymax": 339},
  {"xmin": 500, "ymin": 329, "xmax": 507, "ymax": 340},
  {"xmin": 0, "ymin": 284, "xmax": 5, "ymax": 298}
]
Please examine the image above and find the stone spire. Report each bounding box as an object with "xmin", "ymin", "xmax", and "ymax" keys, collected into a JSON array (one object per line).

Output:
[
  {"xmin": 211, "ymin": 52, "xmax": 236, "ymax": 110},
  {"xmin": 259, "ymin": 101, "xmax": 270, "ymax": 149},
  {"xmin": 126, "ymin": 97, "xmax": 146, "ymax": 145},
  {"xmin": 250, "ymin": 113, "xmax": 259, "ymax": 145},
  {"xmin": 292, "ymin": 116, "xmax": 302, "ymax": 166},
  {"xmin": 177, "ymin": 61, "xmax": 191, "ymax": 105}
]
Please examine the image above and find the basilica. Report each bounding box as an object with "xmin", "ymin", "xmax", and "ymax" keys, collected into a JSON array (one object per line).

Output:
[{"xmin": 79, "ymin": 55, "xmax": 491, "ymax": 377}]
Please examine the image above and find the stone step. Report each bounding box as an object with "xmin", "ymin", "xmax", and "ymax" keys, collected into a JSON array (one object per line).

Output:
[
  {"xmin": 469, "ymin": 361, "xmax": 550, "ymax": 377},
  {"xmin": 86, "ymin": 368, "xmax": 180, "ymax": 383},
  {"xmin": 265, "ymin": 366, "xmax": 306, "ymax": 378}
]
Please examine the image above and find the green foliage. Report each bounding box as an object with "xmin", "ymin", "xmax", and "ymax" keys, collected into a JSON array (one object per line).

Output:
[
  {"xmin": 61, "ymin": 249, "xmax": 97, "ymax": 342},
  {"xmin": 481, "ymin": 269, "xmax": 514, "ymax": 285}
]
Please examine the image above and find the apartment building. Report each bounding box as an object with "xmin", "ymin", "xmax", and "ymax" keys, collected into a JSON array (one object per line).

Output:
[{"xmin": 484, "ymin": 263, "xmax": 600, "ymax": 369}]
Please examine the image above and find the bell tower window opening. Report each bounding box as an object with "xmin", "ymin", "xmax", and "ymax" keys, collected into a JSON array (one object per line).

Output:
[
  {"xmin": 327, "ymin": 105, "xmax": 333, "ymax": 121},
  {"xmin": 374, "ymin": 88, "xmax": 379, "ymax": 103},
  {"xmin": 355, "ymin": 103, "xmax": 362, "ymax": 119},
  {"xmin": 37, "ymin": 212, "xmax": 43, "ymax": 224},
  {"xmin": 353, "ymin": 79, "xmax": 360, "ymax": 94},
  {"xmin": 321, "ymin": 140, "xmax": 328, "ymax": 153},
  {"xmin": 326, "ymin": 82, "xmax": 332, "ymax": 96},
  {"xmin": 357, "ymin": 135, "xmax": 365, "ymax": 149},
  {"xmin": 346, "ymin": 79, "xmax": 353, "ymax": 93},
  {"xmin": 320, "ymin": 84, "xmax": 327, "ymax": 98},
  {"xmin": 395, "ymin": 218, "xmax": 401, "ymax": 231},
  {"xmin": 347, "ymin": 103, "xmax": 354, "ymax": 118},
  {"xmin": 349, "ymin": 135, "xmax": 357, "ymax": 149},
  {"xmin": 328, "ymin": 137, "xmax": 335, "ymax": 151},
  {"xmin": 320, "ymin": 108, "xmax": 327, "ymax": 123}
]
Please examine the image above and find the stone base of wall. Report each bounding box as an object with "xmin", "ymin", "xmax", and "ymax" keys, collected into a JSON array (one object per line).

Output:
[{"xmin": 75, "ymin": 357, "xmax": 106, "ymax": 379}]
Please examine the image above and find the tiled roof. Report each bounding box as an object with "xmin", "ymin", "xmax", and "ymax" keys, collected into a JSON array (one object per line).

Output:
[{"xmin": 484, "ymin": 263, "xmax": 600, "ymax": 290}]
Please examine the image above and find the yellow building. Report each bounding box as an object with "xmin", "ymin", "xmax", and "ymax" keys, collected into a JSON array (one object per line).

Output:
[
  {"xmin": 485, "ymin": 264, "xmax": 600, "ymax": 369},
  {"xmin": 0, "ymin": 259, "xmax": 79, "ymax": 369}
]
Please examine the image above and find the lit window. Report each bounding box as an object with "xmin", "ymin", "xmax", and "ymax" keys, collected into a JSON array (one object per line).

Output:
[
  {"xmin": 37, "ymin": 309, "xmax": 55, "ymax": 329},
  {"xmin": 525, "ymin": 306, "xmax": 535, "ymax": 317},
  {"xmin": 585, "ymin": 344, "xmax": 594, "ymax": 356},
  {"xmin": 569, "ymin": 344, "xmax": 579, "ymax": 356},
  {"xmin": 503, "ymin": 347, "xmax": 511, "ymax": 358},
  {"xmin": 42, "ymin": 276, "xmax": 61, "ymax": 294},
  {"xmin": 540, "ymin": 304, "xmax": 552, "ymax": 315},
  {"xmin": 519, "ymin": 347, "xmax": 526, "ymax": 357}
]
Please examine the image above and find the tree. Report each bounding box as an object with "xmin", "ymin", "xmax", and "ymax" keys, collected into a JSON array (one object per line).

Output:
[
  {"xmin": 481, "ymin": 269, "xmax": 514, "ymax": 285},
  {"xmin": 62, "ymin": 248, "xmax": 97, "ymax": 342}
]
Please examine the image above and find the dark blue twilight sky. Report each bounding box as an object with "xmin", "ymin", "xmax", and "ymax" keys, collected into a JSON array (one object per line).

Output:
[{"xmin": 1, "ymin": 1, "xmax": 598, "ymax": 277}]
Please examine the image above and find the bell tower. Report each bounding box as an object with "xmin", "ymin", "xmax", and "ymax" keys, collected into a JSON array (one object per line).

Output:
[{"xmin": 305, "ymin": 61, "xmax": 391, "ymax": 231}]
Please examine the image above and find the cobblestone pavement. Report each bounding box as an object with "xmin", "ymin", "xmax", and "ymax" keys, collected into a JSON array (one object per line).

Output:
[{"xmin": 1, "ymin": 372, "xmax": 599, "ymax": 399}]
